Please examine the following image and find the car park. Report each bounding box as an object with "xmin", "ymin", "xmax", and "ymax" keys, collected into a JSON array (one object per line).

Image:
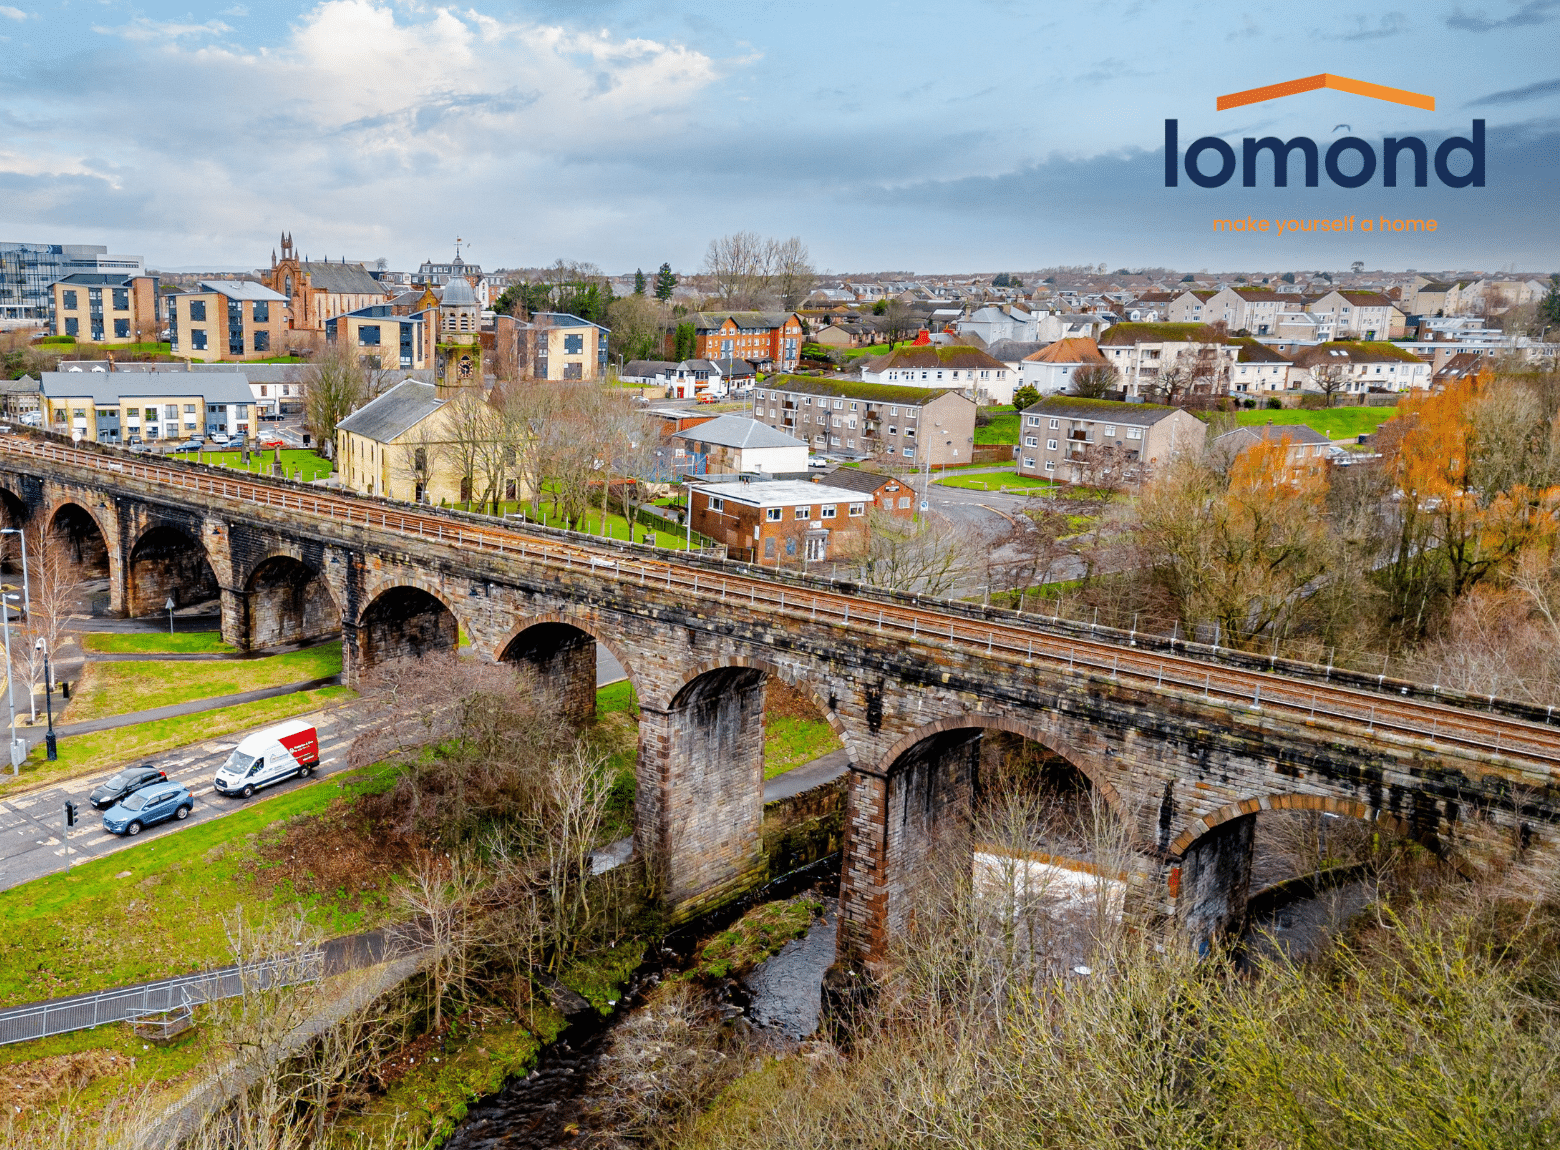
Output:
[
  {"xmin": 88, "ymin": 763, "xmax": 167, "ymax": 810},
  {"xmin": 102, "ymin": 782, "xmax": 193, "ymax": 836}
]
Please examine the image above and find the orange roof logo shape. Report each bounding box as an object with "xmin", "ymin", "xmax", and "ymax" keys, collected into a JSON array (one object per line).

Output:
[{"xmin": 1216, "ymin": 74, "xmax": 1434, "ymax": 112}]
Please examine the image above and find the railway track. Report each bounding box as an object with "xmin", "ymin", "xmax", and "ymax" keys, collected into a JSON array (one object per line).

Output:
[{"xmin": 6, "ymin": 434, "xmax": 1558, "ymax": 772}]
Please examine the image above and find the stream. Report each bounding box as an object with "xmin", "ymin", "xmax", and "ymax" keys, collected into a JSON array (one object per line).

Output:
[
  {"xmin": 442, "ymin": 859, "xmax": 1372, "ymax": 1148},
  {"xmin": 442, "ymin": 862, "xmax": 842, "ymax": 1149}
]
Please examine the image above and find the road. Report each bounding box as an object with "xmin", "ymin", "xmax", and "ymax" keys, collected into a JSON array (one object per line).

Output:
[{"xmin": 0, "ymin": 645, "xmax": 627, "ymax": 893}]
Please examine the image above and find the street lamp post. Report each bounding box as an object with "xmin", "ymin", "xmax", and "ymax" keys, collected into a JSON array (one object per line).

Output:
[
  {"xmin": 34, "ymin": 637, "xmax": 54, "ymax": 762},
  {"xmin": 166, "ymin": 596, "xmax": 175, "ymax": 636}
]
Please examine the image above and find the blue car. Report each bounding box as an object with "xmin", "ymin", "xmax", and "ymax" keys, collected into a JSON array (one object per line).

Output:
[{"xmin": 102, "ymin": 782, "xmax": 193, "ymax": 836}]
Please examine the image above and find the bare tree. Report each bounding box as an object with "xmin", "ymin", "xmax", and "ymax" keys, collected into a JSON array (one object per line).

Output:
[
  {"xmin": 702, "ymin": 232, "xmax": 771, "ymax": 304},
  {"xmin": 394, "ymin": 422, "xmax": 440, "ymax": 504},
  {"xmin": 302, "ymin": 341, "xmax": 367, "ymax": 448},
  {"xmin": 875, "ymin": 300, "xmax": 917, "ymax": 346},
  {"xmin": 1311, "ymin": 362, "xmax": 1350, "ymax": 408},
  {"xmin": 769, "ymin": 236, "xmax": 817, "ymax": 311},
  {"xmin": 392, "ymin": 850, "xmax": 483, "ymax": 1033},
  {"xmin": 13, "ymin": 531, "xmax": 82, "ymax": 723},
  {"xmin": 1003, "ymin": 506, "xmax": 1073, "ymax": 607},
  {"xmin": 856, "ymin": 509, "xmax": 975, "ymax": 596},
  {"xmin": 439, "ymin": 391, "xmax": 494, "ymax": 508},
  {"xmin": 1070, "ymin": 362, "xmax": 1119, "ymax": 399}
]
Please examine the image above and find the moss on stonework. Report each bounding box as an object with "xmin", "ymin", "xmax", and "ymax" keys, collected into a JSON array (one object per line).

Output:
[
  {"xmin": 560, "ymin": 938, "xmax": 650, "ymax": 1016},
  {"xmin": 685, "ymin": 896, "xmax": 824, "ymax": 982}
]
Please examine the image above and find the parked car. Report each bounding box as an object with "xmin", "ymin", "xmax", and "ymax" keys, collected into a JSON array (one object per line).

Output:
[
  {"xmin": 88, "ymin": 763, "xmax": 167, "ymax": 810},
  {"xmin": 259, "ymin": 439, "xmax": 285, "ymax": 449},
  {"xmin": 174, "ymin": 438, "xmax": 204, "ymax": 453},
  {"xmin": 214, "ymin": 720, "xmax": 320, "ymax": 798},
  {"xmin": 102, "ymin": 781, "xmax": 193, "ymax": 836},
  {"xmin": 129, "ymin": 442, "xmax": 149, "ymax": 454}
]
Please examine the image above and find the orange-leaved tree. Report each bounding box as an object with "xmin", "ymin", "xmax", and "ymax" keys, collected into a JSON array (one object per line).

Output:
[
  {"xmin": 1135, "ymin": 434, "xmax": 1330, "ymax": 648},
  {"xmin": 1389, "ymin": 377, "xmax": 1560, "ymax": 626}
]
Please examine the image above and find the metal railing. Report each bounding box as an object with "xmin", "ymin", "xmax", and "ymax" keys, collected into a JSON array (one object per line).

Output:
[{"xmin": 0, "ymin": 952, "xmax": 323, "ymax": 1046}]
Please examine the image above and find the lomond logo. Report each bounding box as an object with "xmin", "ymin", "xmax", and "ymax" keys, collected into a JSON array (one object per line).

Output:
[{"xmin": 1165, "ymin": 73, "xmax": 1483, "ymax": 189}]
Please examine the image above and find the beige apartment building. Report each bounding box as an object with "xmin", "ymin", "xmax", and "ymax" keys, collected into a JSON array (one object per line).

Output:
[
  {"xmin": 39, "ymin": 372, "xmax": 257, "ymax": 444},
  {"xmin": 168, "ymin": 281, "xmax": 290, "ymax": 362},
  {"xmin": 1016, "ymin": 396, "xmax": 1205, "ymax": 487},
  {"xmin": 51, "ymin": 273, "xmax": 160, "ymax": 344}
]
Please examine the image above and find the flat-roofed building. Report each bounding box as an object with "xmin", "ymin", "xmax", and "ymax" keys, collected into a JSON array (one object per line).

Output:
[{"xmin": 688, "ymin": 477, "xmax": 870, "ymax": 565}]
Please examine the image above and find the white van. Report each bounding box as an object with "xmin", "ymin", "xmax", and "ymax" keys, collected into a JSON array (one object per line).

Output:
[{"xmin": 214, "ymin": 720, "xmax": 320, "ymax": 798}]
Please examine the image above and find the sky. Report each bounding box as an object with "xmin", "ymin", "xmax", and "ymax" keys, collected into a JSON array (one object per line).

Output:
[{"xmin": 2, "ymin": 0, "xmax": 1557, "ymax": 275}]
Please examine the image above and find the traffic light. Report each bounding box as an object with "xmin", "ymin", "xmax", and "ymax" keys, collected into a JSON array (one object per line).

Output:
[{"xmin": 64, "ymin": 800, "xmax": 78, "ymax": 828}]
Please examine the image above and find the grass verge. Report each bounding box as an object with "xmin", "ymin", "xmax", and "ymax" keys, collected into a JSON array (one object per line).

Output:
[
  {"xmin": 66, "ymin": 642, "xmax": 342, "ymax": 722},
  {"xmin": 0, "ymin": 1016, "xmax": 212, "ymax": 1121},
  {"xmin": 936, "ymin": 471, "xmax": 1058, "ymax": 493},
  {"xmin": 80, "ymin": 631, "xmax": 235, "ymax": 655},
  {"xmin": 0, "ymin": 686, "xmax": 353, "ymax": 800},
  {"xmin": 764, "ymin": 716, "xmax": 840, "ymax": 779},
  {"xmin": 1234, "ymin": 405, "xmax": 1396, "ymax": 439},
  {"xmin": 0, "ymin": 760, "xmax": 403, "ymax": 1007},
  {"xmin": 975, "ymin": 405, "xmax": 1019, "ymax": 445}
]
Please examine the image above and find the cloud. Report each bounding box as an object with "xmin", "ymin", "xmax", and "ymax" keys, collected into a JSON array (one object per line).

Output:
[
  {"xmin": 1, "ymin": 1, "xmax": 726, "ymax": 263},
  {"xmin": 1447, "ymin": 0, "xmax": 1560, "ymax": 31},
  {"xmin": 93, "ymin": 18, "xmax": 232, "ymax": 41},
  {"xmin": 1320, "ymin": 12, "xmax": 1410, "ymax": 39},
  {"xmin": 0, "ymin": 7, "xmax": 31, "ymax": 20},
  {"xmin": 1466, "ymin": 76, "xmax": 1560, "ymax": 105}
]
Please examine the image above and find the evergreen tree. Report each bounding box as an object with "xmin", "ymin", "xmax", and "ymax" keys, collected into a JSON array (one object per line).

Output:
[
  {"xmin": 1542, "ymin": 273, "xmax": 1560, "ymax": 327},
  {"xmin": 674, "ymin": 322, "xmax": 695, "ymax": 360},
  {"xmin": 634, "ymin": 268, "xmax": 647, "ymax": 295},
  {"xmin": 654, "ymin": 262, "xmax": 678, "ymax": 302}
]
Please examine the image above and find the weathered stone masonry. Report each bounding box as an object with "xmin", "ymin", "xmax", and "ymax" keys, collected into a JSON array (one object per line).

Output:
[{"xmin": 2, "ymin": 451, "xmax": 1556, "ymax": 973}]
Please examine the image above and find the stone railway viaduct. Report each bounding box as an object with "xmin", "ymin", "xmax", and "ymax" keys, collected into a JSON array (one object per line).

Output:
[{"xmin": 2, "ymin": 433, "xmax": 1557, "ymax": 969}]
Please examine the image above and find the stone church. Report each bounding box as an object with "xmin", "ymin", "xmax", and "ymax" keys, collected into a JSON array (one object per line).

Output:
[{"xmin": 262, "ymin": 233, "xmax": 390, "ymax": 333}]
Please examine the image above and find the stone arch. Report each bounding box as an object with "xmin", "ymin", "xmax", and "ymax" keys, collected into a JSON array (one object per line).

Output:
[
  {"xmin": 839, "ymin": 712, "xmax": 1125, "ymax": 970},
  {"xmin": 353, "ymin": 581, "xmax": 461, "ymax": 672},
  {"xmin": 639, "ymin": 657, "xmax": 856, "ymax": 920},
  {"xmin": 873, "ymin": 713, "xmax": 1122, "ymax": 811},
  {"xmin": 1169, "ymin": 793, "xmax": 1417, "ymax": 860},
  {"xmin": 0, "ymin": 485, "xmax": 28, "ymax": 574},
  {"xmin": 242, "ymin": 552, "xmax": 341, "ymax": 649},
  {"xmin": 1167, "ymin": 792, "xmax": 1458, "ymax": 954},
  {"xmin": 50, "ymin": 501, "xmax": 113, "ymax": 580},
  {"xmin": 126, "ymin": 522, "xmax": 220, "ymax": 617},
  {"xmin": 662, "ymin": 656, "xmax": 852, "ymax": 755},
  {"xmin": 496, "ymin": 613, "xmax": 641, "ymax": 729}
]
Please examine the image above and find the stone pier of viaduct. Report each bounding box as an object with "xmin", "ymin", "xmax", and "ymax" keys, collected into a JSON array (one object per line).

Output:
[{"xmin": 3, "ymin": 441, "xmax": 1557, "ymax": 971}]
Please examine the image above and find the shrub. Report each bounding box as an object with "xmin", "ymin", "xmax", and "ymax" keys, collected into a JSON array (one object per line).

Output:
[
  {"xmin": 1266, "ymin": 397, "xmax": 1283, "ymax": 409},
  {"xmin": 38, "ymin": 335, "xmax": 75, "ymax": 345}
]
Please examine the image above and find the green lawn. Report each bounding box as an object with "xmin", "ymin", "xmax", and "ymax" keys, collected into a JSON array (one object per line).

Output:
[
  {"xmin": 66, "ymin": 642, "xmax": 342, "ymax": 724},
  {"xmin": 199, "ymin": 448, "xmax": 333, "ymax": 482},
  {"xmin": 842, "ymin": 340, "xmax": 916, "ymax": 359},
  {"xmin": 936, "ymin": 470, "xmax": 1059, "ymax": 494},
  {"xmin": 0, "ymin": 686, "xmax": 353, "ymax": 799},
  {"xmin": 764, "ymin": 715, "xmax": 840, "ymax": 779},
  {"xmin": 0, "ymin": 760, "xmax": 402, "ymax": 1007},
  {"xmin": 975, "ymin": 405, "xmax": 1019, "ymax": 445},
  {"xmin": 466, "ymin": 499, "xmax": 708, "ymax": 550},
  {"xmin": 1234, "ymin": 405, "xmax": 1397, "ymax": 439},
  {"xmin": 80, "ymin": 631, "xmax": 235, "ymax": 655}
]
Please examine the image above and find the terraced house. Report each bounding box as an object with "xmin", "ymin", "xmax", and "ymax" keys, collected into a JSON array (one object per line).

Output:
[
  {"xmin": 859, "ymin": 344, "xmax": 1011, "ymax": 404},
  {"xmin": 167, "ymin": 281, "xmax": 290, "ymax": 362},
  {"xmin": 1309, "ymin": 290, "xmax": 1405, "ymax": 340},
  {"xmin": 325, "ymin": 305, "xmax": 429, "ymax": 370},
  {"xmin": 1289, "ymin": 341, "xmax": 1431, "ymax": 395},
  {"xmin": 690, "ymin": 312, "xmax": 803, "ymax": 372},
  {"xmin": 50, "ymin": 272, "xmax": 160, "ymax": 345},
  {"xmin": 752, "ymin": 375, "xmax": 976, "ymax": 465}
]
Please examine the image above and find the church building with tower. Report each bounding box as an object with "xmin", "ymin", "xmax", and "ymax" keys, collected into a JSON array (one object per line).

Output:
[{"xmin": 262, "ymin": 233, "xmax": 389, "ymax": 333}]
